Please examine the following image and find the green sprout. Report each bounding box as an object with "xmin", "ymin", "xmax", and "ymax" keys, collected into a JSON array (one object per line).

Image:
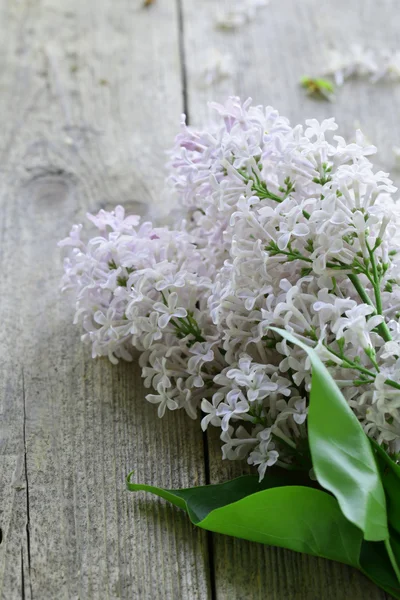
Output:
[{"xmin": 300, "ymin": 76, "xmax": 335, "ymax": 101}]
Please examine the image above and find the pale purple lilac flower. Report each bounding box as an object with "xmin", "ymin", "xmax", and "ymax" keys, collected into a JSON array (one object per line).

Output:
[{"xmin": 60, "ymin": 98, "xmax": 400, "ymax": 479}]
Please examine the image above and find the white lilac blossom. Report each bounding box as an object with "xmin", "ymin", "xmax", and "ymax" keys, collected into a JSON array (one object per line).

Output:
[
  {"xmin": 59, "ymin": 206, "xmax": 223, "ymax": 419},
  {"xmin": 324, "ymin": 45, "xmax": 400, "ymax": 86},
  {"xmin": 214, "ymin": 0, "xmax": 269, "ymax": 31},
  {"xmin": 60, "ymin": 97, "xmax": 400, "ymax": 481}
]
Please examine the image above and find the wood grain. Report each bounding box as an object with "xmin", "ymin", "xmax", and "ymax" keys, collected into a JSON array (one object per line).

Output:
[
  {"xmin": 1, "ymin": 0, "xmax": 399, "ymax": 598},
  {"xmin": 181, "ymin": 0, "xmax": 400, "ymax": 598},
  {"xmin": 0, "ymin": 1, "xmax": 210, "ymax": 599}
]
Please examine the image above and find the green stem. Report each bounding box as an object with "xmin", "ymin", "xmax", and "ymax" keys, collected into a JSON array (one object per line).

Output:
[
  {"xmin": 326, "ymin": 345, "xmax": 400, "ymax": 391},
  {"xmin": 273, "ymin": 429, "xmax": 298, "ymax": 450},
  {"xmin": 367, "ymin": 244, "xmax": 383, "ymax": 312},
  {"xmin": 250, "ymin": 411, "xmax": 307, "ymax": 459},
  {"xmin": 347, "ymin": 274, "xmax": 374, "ymax": 307},
  {"xmin": 161, "ymin": 291, "xmax": 206, "ymax": 344},
  {"xmin": 269, "ymin": 248, "xmax": 350, "ymax": 271},
  {"xmin": 364, "ymin": 350, "xmax": 380, "ymax": 373},
  {"xmin": 384, "ymin": 538, "xmax": 400, "ymax": 585},
  {"xmin": 272, "ymin": 250, "xmax": 312, "ymax": 263},
  {"xmin": 366, "ymin": 242, "xmax": 393, "ymax": 342},
  {"xmin": 275, "ymin": 460, "xmax": 302, "ymax": 471},
  {"xmin": 245, "ymin": 172, "xmax": 310, "ymax": 217},
  {"xmin": 253, "ymin": 183, "xmax": 285, "ymax": 204},
  {"xmin": 376, "ymin": 320, "xmax": 392, "ymax": 344},
  {"xmin": 348, "ymin": 273, "xmax": 392, "ymax": 343}
]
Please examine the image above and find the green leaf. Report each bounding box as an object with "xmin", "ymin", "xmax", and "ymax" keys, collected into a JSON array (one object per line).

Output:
[
  {"xmin": 127, "ymin": 472, "xmax": 363, "ymax": 567},
  {"xmin": 390, "ymin": 530, "xmax": 400, "ymax": 572},
  {"xmin": 127, "ymin": 469, "xmax": 400, "ymax": 596},
  {"xmin": 270, "ymin": 327, "xmax": 388, "ymax": 542},
  {"xmin": 371, "ymin": 439, "xmax": 400, "ymax": 536},
  {"xmin": 360, "ymin": 540, "xmax": 400, "ymax": 598},
  {"xmin": 199, "ymin": 486, "xmax": 363, "ymax": 566},
  {"xmin": 299, "ymin": 76, "xmax": 335, "ymax": 101},
  {"xmin": 127, "ymin": 468, "xmax": 400, "ymax": 595},
  {"xmin": 300, "ymin": 76, "xmax": 335, "ymax": 92},
  {"xmin": 127, "ymin": 470, "xmax": 306, "ymax": 523}
]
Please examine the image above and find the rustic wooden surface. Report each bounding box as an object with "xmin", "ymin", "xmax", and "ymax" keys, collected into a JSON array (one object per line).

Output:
[{"xmin": 0, "ymin": 0, "xmax": 399, "ymax": 598}]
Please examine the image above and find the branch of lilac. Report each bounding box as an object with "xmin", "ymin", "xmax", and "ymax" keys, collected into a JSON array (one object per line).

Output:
[{"xmin": 59, "ymin": 97, "xmax": 400, "ymax": 480}]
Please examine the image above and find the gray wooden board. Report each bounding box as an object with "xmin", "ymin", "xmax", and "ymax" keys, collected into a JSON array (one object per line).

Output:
[
  {"xmin": 0, "ymin": 1, "xmax": 210, "ymax": 599},
  {"xmin": 182, "ymin": 0, "xmax": 399, "ymax": 598},
  {"xmin": 0, "ymin": 0, "xmax": 398, "ymax": 598}
]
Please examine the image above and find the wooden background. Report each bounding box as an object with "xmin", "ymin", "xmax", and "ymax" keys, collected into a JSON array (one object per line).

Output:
[{"xmin": 1, "ymin": 0, "xmax": 400, "ymax": 598}]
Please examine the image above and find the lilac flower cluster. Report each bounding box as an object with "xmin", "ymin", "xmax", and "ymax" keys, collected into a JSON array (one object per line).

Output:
[
  {"xmin": 60, "ymin": 97, "xmax": 400, "ymax": 479},
  {"xmin": 324, "ymin": 45, "xmax": 400, "ymax": 85}
]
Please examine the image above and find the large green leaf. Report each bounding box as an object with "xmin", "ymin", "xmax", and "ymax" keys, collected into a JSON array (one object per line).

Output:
[
  {"xmin": 126, "ymin": 471, "xmax": 400, "ymax": 596},
  {"xmin": 127, "ymin": 472, "xmax": 362, "ymax": 566},
  {"xmin": 127, "ymin": 470, "xmax": 309, "ymax": 523},
  {"xmin": 270, "ymin": 327, "xmax": 388, "ymax": 543},
  {"xmin": 199, "ymin": 485, "xmax": 363, "ymax": 566},
  {"xmin": 371, "ymin": 439, "xmax": 400, "ymax": 536}
]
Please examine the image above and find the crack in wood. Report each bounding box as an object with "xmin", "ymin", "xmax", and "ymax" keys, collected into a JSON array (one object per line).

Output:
[
  {"xmin": 177, "ymin": 0, "xmax": 190, "ymax": 124},
  {"xmin": 22, "ymin": 368, "xmax": 33, "ymax": 599},
  {"xmin": 21, "ymin": 548, "xmax": 25, "ymax": 600},
  {"xmin": 202, "ymin": 431, "xmax": 217, "ymax": 600}
]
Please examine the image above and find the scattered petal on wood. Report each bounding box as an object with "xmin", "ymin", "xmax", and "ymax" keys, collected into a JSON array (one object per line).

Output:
[
  {"xmin": 371, "ymin": 50, "xmax": 400, "ymax": 83},
  {"xmin": 201, "ymin": 50, "xmax": 234, "ymax": 86},
  {"xmin": 321, "ymin": 45, "xmax": 400, "ymax": 86},
  {"xmin": 215, "ymin": 0, "xmax": 269, "ymax": 30},
  {"xmin": 393, "ymin": 146, "xmax": 400, "ymax": 165}
]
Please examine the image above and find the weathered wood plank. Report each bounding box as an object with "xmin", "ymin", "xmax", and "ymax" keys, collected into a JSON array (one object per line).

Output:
[
  {"xmin": 2, "ymin": 0, "xmax": 400, "ymax": 598},
  {"xmin": 0, "ymin": 1, "xmax": 210, "ymax": 599},
  {"xmin": 181, "ymin": 0, "xmax": 400, "ymax": 597},
  {"xmin": 0, "ymin": 243, "xmax": 31, "ymax": 598}
]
